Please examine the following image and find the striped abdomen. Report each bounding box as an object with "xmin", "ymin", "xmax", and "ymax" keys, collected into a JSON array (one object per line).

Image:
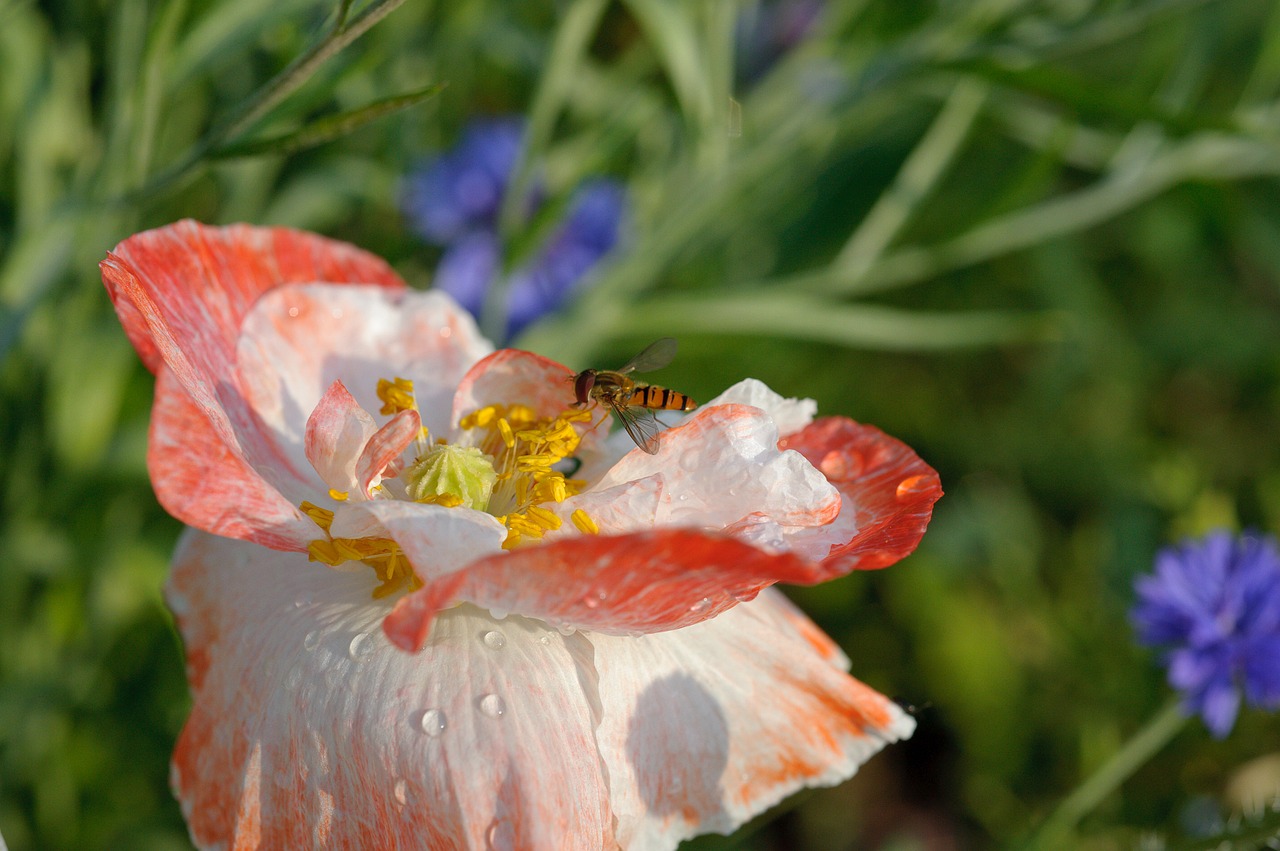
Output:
[{"xmin": 626, "ymin": 384, "xmax": 696, "ymax": 411}]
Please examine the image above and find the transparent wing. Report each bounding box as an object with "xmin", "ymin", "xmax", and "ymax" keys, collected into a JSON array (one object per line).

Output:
[
  {"xmin": 611, "ymin": 403, "xmax": 664, "ymax": 455},
  {"xmin": 617, "ymin": 338, "xmax": 678, "ymax": 375}
]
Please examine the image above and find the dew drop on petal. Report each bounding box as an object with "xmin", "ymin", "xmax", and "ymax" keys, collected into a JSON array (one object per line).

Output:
[
  {"xmin": 690, "ymin": 597, "xmax": 712, "ymax": 613},
  {"xmin": 538, "ymin": 634, "xmax": 552, "ymax": 646},
  {"xmin": 478, "ymin": 693, "xmax": 506, "ymax": 718},
  {"xmin": 415, "ymin": 708, "xmax": 447, "ymax": 737},
  {"xmin": 557, "ymin": 624, "xmax": 577, "ymax": 636},
  {"xmin": 440, "ymin": 326, "xmax": 453, "ymax": 338},
  {"xmin": 486, "ymin": 817, "xmax": 513, "ymax": 851},
  {"xmin": 287, "ymin": 306, "xmax": 300, "ymax": 318},
  {"xmin": 820, "ymin": 449, "xmax": 863, "ymax": 482},
  {"xmin": 482, "ymin": 630, "xmax": 506, "ymax": 650},
  {"xmin": 679, "ymin": 452, "xmax": 702, "ymax": 473},
  {"xmin": 896, "ymin": 474, "xmax": 930, "ymax": 500},
  {"xmin": 304, "ymin": 630, "xmax": 321, "ymax": 651},
  {"xmin": 347, "ymin": 632, "xmax": 373, "ymax": 661},
  {"xmin": 393, "ymin": 779, "xmax": 408, "ymax": 806}
]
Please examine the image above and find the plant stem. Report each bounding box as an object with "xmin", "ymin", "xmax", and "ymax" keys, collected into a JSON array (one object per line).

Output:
[{"xmin": 1024, "ymin": 699, "xmax": 1188, "ymax": 850}]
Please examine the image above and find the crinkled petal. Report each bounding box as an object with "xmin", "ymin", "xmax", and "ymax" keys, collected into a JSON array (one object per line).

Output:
[
  {"xmin": 237, "ymin": 284, "xmax": 492, "ymax": 459},
  {"xmin": 151, "ymin": 368, "xmax": 315, "ymax": 550},
  {"xmin": 305, "ymin": 381, "xmax": 378, "ymax": 497},
  {"xmin": 589, "ymin": 589, "xmax": 912, "ymax": 850},
  {"xmin": 592, "ymin": 404, "xmax": 840, "ymax": 533},
  {"xmin": 778, "ymin": 416, "xmax": 942, "ymax": 575},
  {"xmin": 384, "ymin": 529, "xmax": 839, "ymax": 652},
  {"xmin": 167, "ymin": 530, "xmax": 614, "ymax": 850},
  {"xmin": 698, "ymin": 378, "xmax": 817, "ymax": 438}
]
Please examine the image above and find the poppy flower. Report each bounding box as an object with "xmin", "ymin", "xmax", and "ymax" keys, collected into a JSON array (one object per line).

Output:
[
  {"xmin": 101, "ymin": 220, "xmax": 941, "ymax": 849},
  {"xmin": 1132, "ymin": 530, "xmax": 1280, "ymax": 737}
]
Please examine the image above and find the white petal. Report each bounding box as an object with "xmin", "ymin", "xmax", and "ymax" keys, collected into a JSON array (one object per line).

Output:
[
  {"xmin": 699, "ymin": 377, "xmax": 817, "ymax": 438},
  {"xmin": 590, "ymin": 405, "xmax": 840, "ymax": 536},
  {"xmin": 585, "ymin": 589, "xmax": 913, "ymax": 850},
  {"xmin": 329, "ymin": 499, "xmax": 506, "ymax": 582},
  {"xmin": 236, "ymin": 285, "xmax": 493, "ymax": 477},
  {"xmin": 167, "ymin": 530, "xmax": 614, "ymax": 849}
]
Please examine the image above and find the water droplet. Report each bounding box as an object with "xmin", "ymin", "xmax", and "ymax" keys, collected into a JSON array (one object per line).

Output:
[
  {"xmin": 304, "ymin": 630, "xmax": 321, "ymax": 651},
  {"xmin": 415, "ymin": 708, "xmax": 447, "ymax": 737},
  {"xmin": 557, "ymin": 624, "xmax": 577, "ymax": 636},
  {"xmin": 292, "ymin": 593, "xmax": 313, "ymax": 609},
  {"xmin": 690, "ymin": 597, "xmax": 712, "ymax": 613},
  {"xmin": 485, "ymin": 817, "xmax": 512, "ymax": 850},
  {"xmin": 677, "ymin": 493, "xmax": 690, "ymax": 502},
  {"xmin": 538, "ymin": 634, "xmax": 552, "ymax": 646},
  {"xmin": 477, "ymin": 693, "xmax": 506, "ymax": 718},
  {"xmin": 347, "ymin": 632, "xmax": 373, "ymax": 661},
  {"xmin": 287, "ymin": 306, "xmax": 300, "ymax": 318},
  {"xmin": 488, "ymin": 608, "xmax": 508, "ymax": 620},
  {"xmin": 896, "ymin": 474, "xmax": 932, "ymax": 500},
  {"xmin": 679, "ymin": 452, "xmax": 702, "ymax": 473},
  {"xmin": 482, "ymin": 630, "xmax": 506, "ymax": 650},
  {"xmin": 819, "ymin": 449, "xmax": 863, "ymax": 482},
  {"xmin": 440, "ymin": 326, "xmax": 453, "ymax": 338},
  {"xmin": 393, "ymin": 778, "xmax": 408, "ymax": 806}
]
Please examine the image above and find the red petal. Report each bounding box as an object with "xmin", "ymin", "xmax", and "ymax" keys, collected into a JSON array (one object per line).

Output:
[
  {"xmin": 384, "ymin": 529, "xmax": 822, "ymax": 651},
  {"xmin": 150, "ymin": 368, "xmax": 314, "ymax": 551},
  {"xmin": 778, "ymin": 416, "xmax": 942, "ymax": 576},
  {"xmin": 101, "ymin": 220, "xmax": 404, "ymax": 376}
]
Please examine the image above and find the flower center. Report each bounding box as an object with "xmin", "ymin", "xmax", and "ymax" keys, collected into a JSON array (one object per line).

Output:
[{"xmin": 301, "ymin": 376, "xmax": 600, "ymax": 598}]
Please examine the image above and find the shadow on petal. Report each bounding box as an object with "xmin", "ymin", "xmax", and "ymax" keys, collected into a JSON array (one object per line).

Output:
[{"xmin": 627, "ymin": 673, "xmax": 730, "ymax": 821}]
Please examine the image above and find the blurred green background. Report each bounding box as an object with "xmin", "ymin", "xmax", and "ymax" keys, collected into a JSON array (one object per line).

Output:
[{"xmin": 3, "ymin": 0, "xmax": 1280, "ymax": 848}]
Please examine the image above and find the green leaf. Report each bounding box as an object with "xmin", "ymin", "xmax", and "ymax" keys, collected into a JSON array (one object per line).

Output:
[{"xmin": 208, "ymin": 82, "xmax": 444, "ymax": 159}]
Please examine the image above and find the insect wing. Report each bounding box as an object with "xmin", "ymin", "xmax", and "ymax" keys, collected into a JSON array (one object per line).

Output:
[
  {"xmin": 611, "ymin": 401, "xmax": 664, "ymax": 455},
  {"xmin": 617, "ymin": 337, "xmax": 678, "ymax": 375}
]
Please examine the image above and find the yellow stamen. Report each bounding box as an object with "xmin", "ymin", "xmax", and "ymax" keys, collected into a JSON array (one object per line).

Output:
[
  {"xmin": 300, "ymin": 501, "xmax": 334, "ymax": 532},
  {"xmin": 497, "ymin": 418, "xmax": 516, "ymax": 449},
  {"xmin": 376, "ymin": 377, "xmax": 417, "ymax": 415},
  {"xmin": 328, "ymin": 488, "xmax": 349, "ymax": 502},
  {"xmin": 571, "ymin": 509, "xmax": 599, "ymax": 535},
  {"xmin": 526, "ymin": 505, "xmax": 563, "ymax": 530}
]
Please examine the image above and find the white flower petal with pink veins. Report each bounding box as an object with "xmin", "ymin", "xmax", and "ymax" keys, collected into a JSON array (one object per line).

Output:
[
  {"xmin": 236, "ymin": 284, "xmax": 493, "ymax": 483},
  {"xmin": 168, "ymin": 532, "xmax": 909, "ymax": 851},
  {"xmin": 168, "ymin": 530, "xmax": 614, "ymax": 850},
  {"xmin": 590, "ymin": 587, "xmax": 913, "ymax": 850}
]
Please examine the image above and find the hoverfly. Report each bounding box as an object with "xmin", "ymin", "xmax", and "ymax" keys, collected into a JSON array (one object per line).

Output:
[{"xmin": 571, "ymin": 338, "xmax": 696, "ymax": 454}]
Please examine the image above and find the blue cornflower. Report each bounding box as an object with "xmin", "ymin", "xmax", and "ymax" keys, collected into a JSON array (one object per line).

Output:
[
  {"xmin": 402, "ymin": 118, "xmax": 524, "ymax": 244},
  {"xmin": 1131, "ymin": 531, "xmax": 1280, "ymax": 737},
  {"xmin": 403, "ymin": 118, "xmax": 628, "ymax": 341},
  {"xmin": 432, "ymin": 179, "xmax": 627, "ymax": 339}
]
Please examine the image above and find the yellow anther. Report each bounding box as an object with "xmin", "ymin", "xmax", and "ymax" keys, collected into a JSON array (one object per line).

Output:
[
  {"xmin": 376, "ymin": 377, "xmax": 416, "ymax": 415},
  {"xmin": 502, "ymin": 529, "xmax": 523, "ymax": 550},
  {"xmin": 300, "ymin": 501, "xmax": 335, "ymax": 531},
  {"xmin": 418, "ymin": 492, "xmax": 464, "ymax": 508},
  {"xmin": 571, "ymin": 509, "xmax": 599, "ymax": 535},
  {"xmin": 507, "ymin": 404, "xmax": 536, "ymax": 424},
  {"xmin": 497, "ymin": 418, "xmax": 516, "ymax": 448},
  {"xmin": 526, "ymin": 505, "xmax": 563, "ymax": 531},
  {"xmin": 518, "ymin": 453, "xmax": 556, "ymax": 468},
  {"xmin": 307, "ymin": 539, "xmax": 343, "ymax": 565},
  {"xmin": 507, "ymin": 514, "xmax": 544, "ymax": 537},
  {"xmin": 328, "ymin": 489, "xmax": 349, "ymax": 502}
]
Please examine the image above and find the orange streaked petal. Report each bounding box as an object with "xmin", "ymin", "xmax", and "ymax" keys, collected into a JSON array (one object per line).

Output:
[{"xmin": 590, "ymin": 589, "xmax": 912, "ymax": 849}]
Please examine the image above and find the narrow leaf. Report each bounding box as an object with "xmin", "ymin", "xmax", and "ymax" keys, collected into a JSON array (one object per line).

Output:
[{"xmin": 210, "ymin": 83, "xmax": 445, "ymax": 159}]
